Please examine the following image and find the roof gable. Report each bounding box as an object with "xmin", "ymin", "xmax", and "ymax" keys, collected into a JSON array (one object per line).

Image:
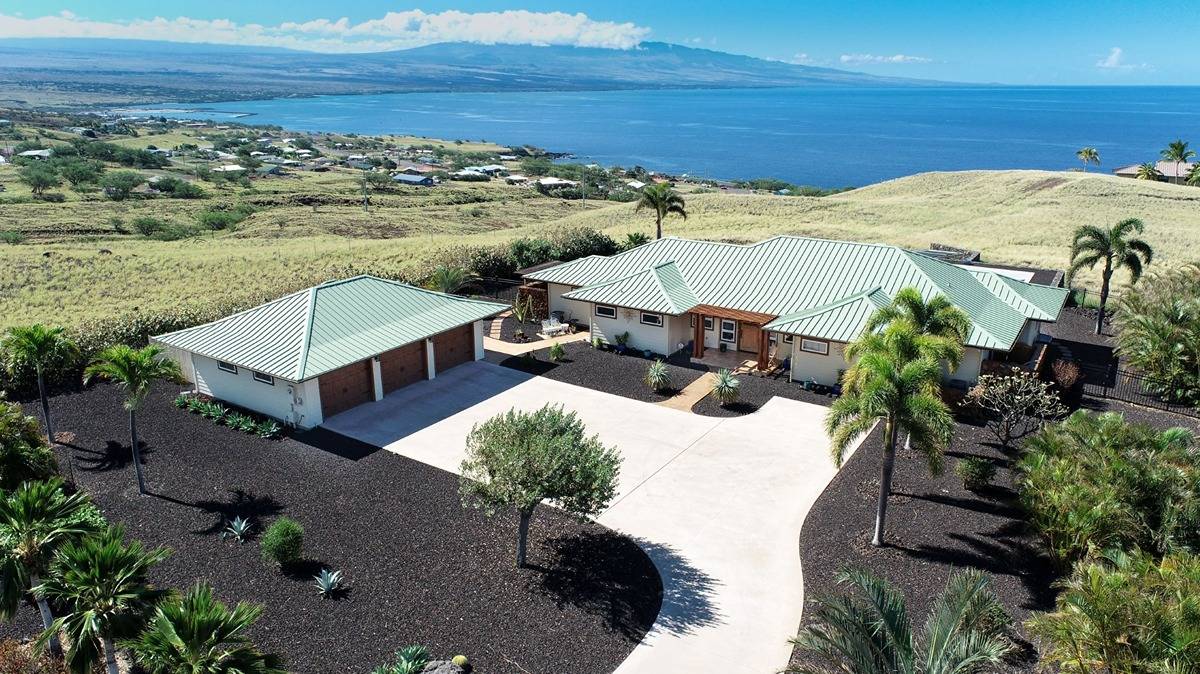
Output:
[{"xmin": 562, "ymin": 261, "xmax": 699, "ymax": 314}]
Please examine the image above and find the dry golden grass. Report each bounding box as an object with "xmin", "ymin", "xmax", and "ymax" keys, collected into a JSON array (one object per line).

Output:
[
  {"xmin": 4, "ymin": 168, "xmax": 1197, "ymax": 330},
  {"xmin": 566, "ymin": 170, "xmax": 1200, "ymax": 286}
]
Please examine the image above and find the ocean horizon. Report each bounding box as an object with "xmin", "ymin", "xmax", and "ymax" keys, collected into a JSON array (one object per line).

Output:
[{"xmin": 132, "ymin": 85, "xmax": 1200, "ymax": 187}]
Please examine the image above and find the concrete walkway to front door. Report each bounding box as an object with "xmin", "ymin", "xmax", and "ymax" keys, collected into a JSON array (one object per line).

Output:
[{"xmin": 321, "ymin": 361, "xmax": 859, "ymax": 674}]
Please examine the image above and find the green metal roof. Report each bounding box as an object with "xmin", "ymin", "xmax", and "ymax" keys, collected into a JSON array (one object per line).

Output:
[
  {"xmin": 562, "ymin": 261, "xmax": 699, "ymax": 314},
  {"xmin": 526, "ymin": 235, "xmax": 1067, "ymax": 352},
  {"xmin": 763, "ymin": 287, "xmax": 891, "ymax": 342},
  {"xmin": 154, "ymin": 276, "xmax": 507, "ymax": 381}
]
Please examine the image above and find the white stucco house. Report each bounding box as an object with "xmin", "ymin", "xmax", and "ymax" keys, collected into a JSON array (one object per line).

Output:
[
  {"xmin": 523, "ymin": 235, "xmax": 1070, "ymax": 386},
  {"xmin": 153, "ymin": 276, "xmax": 507, "ymax": 429}
]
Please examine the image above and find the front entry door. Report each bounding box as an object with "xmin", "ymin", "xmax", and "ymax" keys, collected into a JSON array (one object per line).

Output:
[{"xmin": 739, "ymin": 322, "xmax": 762, "ymax": 354}]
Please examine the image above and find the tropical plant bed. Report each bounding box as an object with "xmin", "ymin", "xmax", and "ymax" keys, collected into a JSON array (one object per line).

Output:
[
  {"xmin": 690, "ymin": 372, "xmax": 835, "ymax": 417},
  {"xmin": 488, "ymin": 341, "xmax": 706, "ymax": 404},
  {"xmin": 9, "ymin": 382, "xmax": 661, "ymax": 674},
  {"xmin": 789, "ymin": 421, "xmax": 1057, "ymax": 673}
]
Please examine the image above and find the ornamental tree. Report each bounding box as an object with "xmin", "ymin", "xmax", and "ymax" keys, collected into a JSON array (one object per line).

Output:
[
  {"xmin": 964, "ymin": 367, "xmax": 1067, "ymax": 448},
  {"xmin": 459, "ymin": 405, "xmax": 620, "ymax": 568}
]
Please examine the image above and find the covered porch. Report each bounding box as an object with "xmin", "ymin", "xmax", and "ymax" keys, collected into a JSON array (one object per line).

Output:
[{"xmin": 689, "ymin": 305, "xmax": 777, "ymax": 371}]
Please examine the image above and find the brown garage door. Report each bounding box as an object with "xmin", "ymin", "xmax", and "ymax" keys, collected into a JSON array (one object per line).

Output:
[
  {"xmin": 318, "ymin": 360, "xmax": 373, "ymax": 418},
  {"xmin": 379, "ymin": 341, "xmax": 426, "ymax": 393},
  {"xmin": 433, "ymin": 324, "xmax": 474, "ymax": 374}
]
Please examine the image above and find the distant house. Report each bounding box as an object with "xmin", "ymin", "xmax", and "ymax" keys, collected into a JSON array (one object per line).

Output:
[
  {"xmin": 260, "ymin": 156, "xmax": 287, "ymax": 165},
  {"xmin": 1113, "ymin": 160, "xmax": 1196, "ymax": 185},
  {"xmin": 211, "ymin": 164, "xmax": 246, "ymax": 173},
  {"xmin": 254, "ymin": 165, "xmax": 283, "ymax": 177},
  {"xmin": 17, "ymin": 149, "xmax": 53, "ymax": 160},
  {"xmin": 535, "ymin": 176, "xmax": 578, "ymax": 188},
  {"xmin": 523, "ymin": 235, "xmax": 1068, "ymax": 384},
  {"xmin": 626, "ymin": 180, "xmax": 647, "ymax": 190},
  {"xmin": 396, "ymin": 162, "xmax": 435, "ymax": 175},
  {"xmin": 392, "ymin": 173, "xmax": 435, "ymax": 187},
  {"xmin": 347, "ymin": 160, "xmax": 374, "ymax": 170},
  {"xmin": 153, "ymin": 276, "xmax": 506, "ymax": 428},
  {"xmin": 452, "ymin": 169, "xmax": 488, "ymax": 179},
  {"xmin": 504, "ymin": 174, "xmax": 530, "ymax": 185}
]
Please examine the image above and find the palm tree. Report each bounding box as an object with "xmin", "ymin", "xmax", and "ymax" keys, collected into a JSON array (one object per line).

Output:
[
  {"xmin": 1068, "ymin": 218, "xmax": 1154, "ymax": 335},
  {"xmin": 828, "ymin": 322, "xmax": 956, "ymax": 546},
  {"xmin": 2, "ymin": 325, "xmax": 78, "ymax": 445},
  {"xmin": 427, "ymin": 264, "xmax": 476, "ymax": 295},
  {"xmin": 84, "ymin": 345, "xmax": 182, "ymax": 496},
  {"xmin": 1188, "ymin": 163, "xmax": 1200, "ymax": 187},
  {"xmin": 624, "ymin": 232, "xmax": 650, "ymax": 249},
  {"xmin": 1161, "ymin": 139, "xmax": 1195, "ymax": 184},
  {"xmin": 634, "ymin": 182, "xmax": 687, "ymax": 239},
  {"xmin": 790, "ymin": 567, "xmax": 1013, "ymax": 673},
  {"xmin": 125, "ymin": 582, "xmax": 285, "ymax": 674},
  {"xmin": 0, "ymin": 479, "xmax": 99, "ymax": 656},
  {"xmin": 1076, "ymin": 147, "xmax": 1100, "ymax": 171},
  {"xmin": 35, "ymin": 525, "xmax": 170, "ymax": 674},
  {"xmin": 1135, "ymin": 162, "xmax": 1163, "ymax": 181}
]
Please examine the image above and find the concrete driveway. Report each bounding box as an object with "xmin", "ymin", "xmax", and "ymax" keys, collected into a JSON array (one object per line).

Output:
[{"xmin": 322, "ymin": 361, "xmax": 858, "ymax": 674}]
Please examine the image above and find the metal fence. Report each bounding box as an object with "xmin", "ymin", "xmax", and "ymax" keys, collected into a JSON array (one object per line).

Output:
[{"xmin": 1078, "ymin": 363, "xmax": 1200, "ymax": 418}]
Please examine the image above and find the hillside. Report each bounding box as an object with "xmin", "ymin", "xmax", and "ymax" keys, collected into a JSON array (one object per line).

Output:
[
  {"xmin": 0, "ymin": 39, "xmax": 934, "ymax": 107},
  {"xmin": 558, "ymin": 170, "xmax": 1200, "ymax": 281}
]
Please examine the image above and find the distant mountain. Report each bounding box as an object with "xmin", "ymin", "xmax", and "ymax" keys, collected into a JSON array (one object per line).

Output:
[{"xmin": 0, "ymin": 38, "xmax": 942, "ymax": 107}]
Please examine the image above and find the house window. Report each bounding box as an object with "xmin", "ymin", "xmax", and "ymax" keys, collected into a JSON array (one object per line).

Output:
[
  {"xmin": 720, "ymin": 319, "xmax": 737, "ymax": 343},
  {"xmin": 800, "ymin": 338, "xmax": 829, "ymax": 355},
  {"xmin": 252, "ymin": 371, "xmax": 275, "ymax": 385},
  {"xmin": 640, "ymin": 312, "xmax": 663, "ymax": 327},
  {"xmin": 704, "ymin": 317, "xmax": 714, "ymax": 331},
  {"xmin": 594, "ymin": 304, "xmax": 617, "ymax": 319},
  {"xmin": 783, "ymin": 334, "xmax": 794, "ymax": 344},
  {"xmin": 217, "ymin": 361, "xmax": 238, "ymax": 374}
]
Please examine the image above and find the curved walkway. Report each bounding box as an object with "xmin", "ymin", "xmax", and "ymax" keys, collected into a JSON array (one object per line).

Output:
[{"xmin": 322, "ymin": 361, "xmax": 861, "ymax": 674}]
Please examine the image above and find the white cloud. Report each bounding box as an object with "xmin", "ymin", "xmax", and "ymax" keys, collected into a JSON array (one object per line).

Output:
[
  {"xmin": 791, "ymin": 52, "xmax": 814, "ymax": 64},
  {"xmin": 1095, "ymin": 47, "xmax": 1152, "ymax": 71},
  {"xmin": 0, "ymin": 9, "xmax": 652, "ymax": 53},
  {"xmin": 839, "ymin": 53, "xmax": 932, "ymax": 65}
]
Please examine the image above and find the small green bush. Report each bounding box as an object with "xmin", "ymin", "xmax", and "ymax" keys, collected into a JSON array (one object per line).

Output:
[
  {"xmin": 955, "ymin": 457, "xmax": 996, "ymax": 491},
  {"xmin": 261, "ymin": 517, "xmax": 304, "ymax": 567},
  {"xmin": 548, "ymin": 342, "xmax": 566, "ymax": 362},
  {"xmin": 0, "ymin": 231, "xmax": 25, "ymax": 245},
  {"xmin": 132, "ymin": 216, "xmax": 168, "ymax": 237}
]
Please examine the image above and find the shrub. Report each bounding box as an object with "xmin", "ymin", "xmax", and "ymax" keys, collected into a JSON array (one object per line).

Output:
[
  {"xmin": 550, "ymin": 227, "xmax": 619, "ymax": 260},
  {"xmin": 645, "ymin": 360, "xmax": 671, "ymax": 392},
  {"xmin": 100, "ymin": 170, "xmax": 145, "ymax": 200},
  {"xmin": 260, "ymin": 517, "xmax": 304, "ymax": 567},
  {"xmin": 548, "ymin": 342, "xmax": 566, "ymax": 362},
  {"xmin": 954, "ymin": 457, "xmax": 996, "ymax": 491},
  {"xmin": 711, "ymin": 369, "xmax": 740, "ymax": 406},
  {"xmin": 132, "ymin": 216, "xmax": 167, "ymax": 237},
  {"xmin": 464, "ymin": 245, "xmax": 516, "ymax": 279},
  {"xmin": 1027, "ymin": 549, "xmax": 1200, "ymax": 673},
  {"xmin": 508, "ymin": 237, "xmax": 555, "ymax": 269},
  {"xmin": 0, "ymin": 396, "xmax": 59, "ymax": 489},
  {"xmin": 35, "ymin": 193, "xmax": 65, "ymax": 203},
  {"xmin": 1049, "ymin": 359, "xmax": 1082, "ymax": 392},
  {"xmin": 591, "ymin": 336, "xmax": 603, "ymax": 349},
  {"xmin": 452, "ymin": 655, "xmax": 469, "ymax": 668},
  {"xmin": 1019, "ymin": 411, "xmax": 1200, "ymax": 566},
  {"xmin": 964, "ymin": 367, "xmax": 1067, "ymax": 448},
  {"xmin": 0, "ymin": 231, "xmax": 25, "ymax": 245},
  {"xmin": 1115, "ymin": 264, "xmax": 1200, "ymax": 405}
]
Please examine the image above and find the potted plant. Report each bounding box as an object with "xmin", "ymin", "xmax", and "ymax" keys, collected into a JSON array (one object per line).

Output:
[
  {"xmin": 719, "ymin": 342, "xmax": 728, "ymax": 353},
  {"xmin": 614, "ymin": 331, "xmax": 631, "ymax": 354}
]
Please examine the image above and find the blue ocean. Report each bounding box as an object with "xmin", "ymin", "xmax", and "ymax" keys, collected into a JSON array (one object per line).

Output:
[{"xmin": 137, "ymin": 86, "xmax": 1200, "ymax": 187}]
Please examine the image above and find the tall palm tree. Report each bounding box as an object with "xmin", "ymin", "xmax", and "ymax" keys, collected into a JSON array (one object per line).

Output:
[
  {"xmin": 2, "ymin": 325, "xmax": 78, "ymax": 445},
  {"xmin": 427, "ymin": 264, "xmax": 477, "ymax": 295},
  {"xmin": 1076, "ymin": 147, "xmax": 1100, "ymax": 171},
  {"xmin": 790, "ymin": 567, "xmax": 1013, "ymax": 674},
  {"xmin": 1068, "ymin": 218, "xmax": 1154, "ymax": 335},
  {"xmin": 1161, "ymin": 139, "xmax": 1195, "ymax": 185},
  {"xmin": 84, "ymin": 345, "xmax": 181, "ymax": 495},
  {"xmin": 126, "ymin": 582, "xmax": 285, "ymax": 674},
  {"xmin": 828, "ymin": 322, "xmax": 956, "ymax": 546},
  {"xmin": 1135, "ymin": 162, "xmax": 1163, "ymax": 181},
  {"xmin": 35, "ymin": 525, "xmax": 170, "ymax": 674},
  {"xmin": 634, "ymin": 182, "xmax": 687, "ymax": 239},
  {"xmin": 0, "ymin": 479, "xmax": 99, "ymax": 656},
  {"xmin": 1188, "ymin": 163, "xmax": 1200, "ymax": 187}
]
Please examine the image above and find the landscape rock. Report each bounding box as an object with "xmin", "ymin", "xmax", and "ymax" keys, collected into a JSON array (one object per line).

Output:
[{"xmin": 422, "ymin": 660, "xmax": 468, "ymax": 674}]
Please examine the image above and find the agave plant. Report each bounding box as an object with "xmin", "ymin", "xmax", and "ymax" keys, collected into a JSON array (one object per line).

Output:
[
  {"xmin": 372, "ymin": 645, "xmax": 430, "ymax": 674},
  {"xmin": 314, "ymin": 568, "xmax": 343, "ymax": 598},
  {"xmin": 645, "ymin": 360, "xmax": 671, "ymax": 392},
  {"xmin": 222, "ymin": 516, "xmax": 252, "ymax": 544},
  {"xmin": 711, "ymin": 369, "xmax": 740, "ymax": 406}
]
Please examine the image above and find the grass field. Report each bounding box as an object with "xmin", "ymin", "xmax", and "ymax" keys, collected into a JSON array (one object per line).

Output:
[
  {"xmin": 3, "ymin": 167, "xmax": 1197, "ymax": 330},
  {"xmin": 561, "ymin": 170, "xmax": 1200, "ymax": 281}
]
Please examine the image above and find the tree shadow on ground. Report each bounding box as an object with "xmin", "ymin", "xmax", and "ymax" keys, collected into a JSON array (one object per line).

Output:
[
  {"xmin": 892, "ymin": 490, "xmax": 1023, "ymax": 519},
  {"xmin": 74, "ymin": 439, "xmax": 151, "ymax": 472},
  {"xmin": 188, "ymin": 488, "xmax": 284, "ymax": 537},
  {"xmin": 291, "ymin": 427, "xmax": 380, "ymax": 461}
]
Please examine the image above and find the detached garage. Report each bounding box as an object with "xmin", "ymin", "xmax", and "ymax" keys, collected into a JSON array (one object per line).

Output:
[{"xmin": 152, "ymin": 275, "xmax": 506, "ymax": 429}]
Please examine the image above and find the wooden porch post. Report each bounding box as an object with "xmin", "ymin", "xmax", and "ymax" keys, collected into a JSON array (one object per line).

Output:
[
  {"xmin": 756, "ymin": 328, "xmax": 769, "ymax": 370},
  {"xmin": 692, "ymin": 313, "xmax": 705, "ymax": 358}
]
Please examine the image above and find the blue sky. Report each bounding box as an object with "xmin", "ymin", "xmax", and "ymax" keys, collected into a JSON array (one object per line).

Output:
[{"xmin": 1, "ymin": 1, "xmax": 1196, "ymax": 84}]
